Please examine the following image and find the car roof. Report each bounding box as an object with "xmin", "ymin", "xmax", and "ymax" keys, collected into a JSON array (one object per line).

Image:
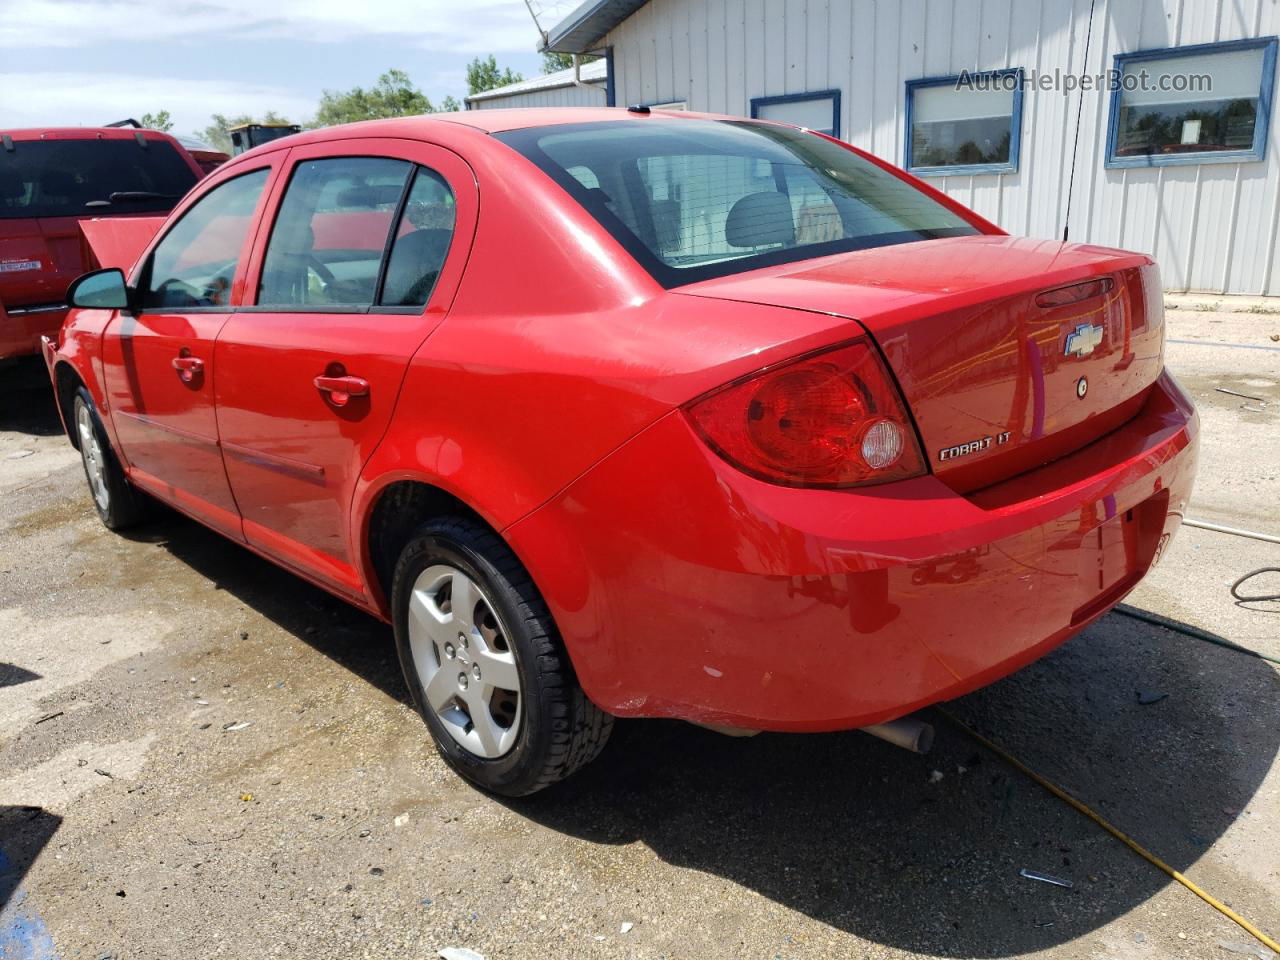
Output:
[
  {"xmin": 441, "ymin": 106, "xmax": 714, "ymax": 133},
  {"xmin": 0, "ymin": 127, "xmax": 185, "ymax": 143},
  {"xmin": 232, "ymin": 107, "xmax": 730, "ymax": 155},
  {"xmin": 215, "ymin": 108, "xmax": 744, "ymax": 166}
]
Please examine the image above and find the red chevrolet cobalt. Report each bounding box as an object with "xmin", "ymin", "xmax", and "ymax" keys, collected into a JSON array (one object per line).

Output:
[{"xmin": 44, "ymin": 108, "xmax": 1198, "ymax": 795}]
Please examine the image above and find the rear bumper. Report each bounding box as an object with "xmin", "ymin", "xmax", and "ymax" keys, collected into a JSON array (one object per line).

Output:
[
  {"xmin": 0, "ymin": 303, "xmax": 67, "ymax": 360},
  {"xmin": 507, "ymin": 370, "xmax": 1199, "ymax": 731}
]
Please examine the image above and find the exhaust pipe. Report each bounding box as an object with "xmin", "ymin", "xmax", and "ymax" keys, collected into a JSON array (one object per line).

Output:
[{"xmin": 861, "ymin": 716, "xmax": 934, "ymax": 754}]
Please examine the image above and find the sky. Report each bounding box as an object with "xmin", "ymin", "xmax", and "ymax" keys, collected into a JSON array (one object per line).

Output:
[{"xmin": 0, "ymin": 0, "xmax": 583, "ymax": 139}]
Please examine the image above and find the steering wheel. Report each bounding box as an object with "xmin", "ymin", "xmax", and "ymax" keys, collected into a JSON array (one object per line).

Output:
[
  {"xmin": 154, "ymin": 277, "xmax": 202, "ymax": 307},
  {"xmin": 308, "ymin": 255, "xmax": 336, "ymax": 286}
]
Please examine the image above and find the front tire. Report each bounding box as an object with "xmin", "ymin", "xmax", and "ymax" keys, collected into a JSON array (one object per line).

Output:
[
  {"xmin": 391, "ymin": 515, "xmax": 612, "ymax": 796},
  {"xmin": 72, "ymin": 387, "xmax": 145, "ymax": 530}
]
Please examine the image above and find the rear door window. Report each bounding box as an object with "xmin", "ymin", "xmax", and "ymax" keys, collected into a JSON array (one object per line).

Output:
[
  {"xmin": 257, "ymin": 157, "xmax": 411, "ymax": 308},
  {"xmin": 140, "ymin": 168, "xmax": 270, "ymax": 310},
  {"xmin": 0, "ymin": 139, "xmax": 198, "ymax": 219}
]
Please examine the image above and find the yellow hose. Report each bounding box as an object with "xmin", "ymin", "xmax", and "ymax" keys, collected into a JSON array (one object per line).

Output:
[{"xmin": 940, "ymin": 710, "xmax": 1280, "ymax": 954}]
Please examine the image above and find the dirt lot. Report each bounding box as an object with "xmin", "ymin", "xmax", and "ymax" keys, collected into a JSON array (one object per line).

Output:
[{"xmin": 1, "ymin": 310, "xmax": 1278, "ymax": 960}]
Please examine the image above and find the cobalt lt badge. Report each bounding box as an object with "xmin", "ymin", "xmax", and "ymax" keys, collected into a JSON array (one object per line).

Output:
[{"xmin": 1063, "ymin": 322, "xmax": 1104, "ymax": 358}]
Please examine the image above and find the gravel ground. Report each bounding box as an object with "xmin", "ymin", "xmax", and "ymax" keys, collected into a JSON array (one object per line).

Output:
[{"xmin": 0, "ymin": 308, "xmax": 1277, "ymax": 960}]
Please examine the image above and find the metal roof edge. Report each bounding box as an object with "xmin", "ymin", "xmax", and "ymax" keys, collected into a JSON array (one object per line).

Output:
[{"xmin": 543, "ymin": 0, "xmax": 649, "ymax": 54}]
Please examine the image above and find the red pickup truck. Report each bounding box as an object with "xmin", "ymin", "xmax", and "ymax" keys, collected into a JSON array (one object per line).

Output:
[{"xmin": 1, "ymin": 126, "xmax": 203, "ymax": 360}]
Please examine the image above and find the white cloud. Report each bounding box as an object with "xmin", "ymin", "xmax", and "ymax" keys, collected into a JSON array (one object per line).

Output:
[
  {"xmin": 0, "ymin": 0, "xmax": 544, "ymax": 53},
  {"xmin": 0, "ymin": 71, "xmax": 319, "ymax": 135}
]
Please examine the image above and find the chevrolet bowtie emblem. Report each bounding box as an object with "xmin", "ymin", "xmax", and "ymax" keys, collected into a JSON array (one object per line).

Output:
[{"xmin": 1063, "ymin": 322, "xmax": 1104, "ymax": 358}]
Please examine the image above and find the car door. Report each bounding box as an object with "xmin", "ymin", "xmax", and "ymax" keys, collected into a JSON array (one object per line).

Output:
[
  {"xmin": 100, "ymin": 161, "xmax": 281, "ymax": 538},
  {"xmin": 213, "ymin": 139, "xmax": 477, "ymax": 598}
]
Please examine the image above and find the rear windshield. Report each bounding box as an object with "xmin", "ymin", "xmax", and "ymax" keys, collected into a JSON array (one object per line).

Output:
[
  {"xmin": 495, "ymin": 119, "xmax": 980, "ymax": 287},
  {"xmin": 0, "ymin": 138, "xmax": 198, "ymax": 219}
]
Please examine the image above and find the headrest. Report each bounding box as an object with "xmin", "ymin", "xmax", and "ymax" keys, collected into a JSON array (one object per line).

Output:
[
  {"xmin": 381, "ymin": 228, "xmax": 454, "ymax": 305},
  {"xmin": 725, "ymin": 191, "xmax": 795, "ymax": 248},
  {"xmin": 395, "ymin": 227, "xmax": 452, "ymax": 257}
]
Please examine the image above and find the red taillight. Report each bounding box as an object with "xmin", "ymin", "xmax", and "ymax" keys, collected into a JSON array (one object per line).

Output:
[{"xmin": 683, "ymin": 338, "xmax": 927, "ymax": 488}]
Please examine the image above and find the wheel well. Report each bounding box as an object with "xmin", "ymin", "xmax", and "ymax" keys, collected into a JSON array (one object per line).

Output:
[
  {"xmin": 53, "ymin": 362, "xmax": 84, "ymax": 450},
  {"xmin": 366, "ymin": 481, "xmax": 493, "ymax": 606}
]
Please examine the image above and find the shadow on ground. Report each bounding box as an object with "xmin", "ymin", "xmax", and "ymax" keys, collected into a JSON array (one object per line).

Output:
[
  {"xmin": 0, "ymin": 665, "xmax": 41, "ymax": 689},
  {"xmin": 129, "ymin": 508, "xmax": 1280, "ymax": 957},
  {"xmin": 120, "ymin": 508, "xmax": 406, "ymax": 704},
  {"xmin": 1, "ymin": 806, "xmax": 62, "ymax": 912},
  {"xmin": 0, "ymin": 358, "xmax": 62, "ymax": 438}
]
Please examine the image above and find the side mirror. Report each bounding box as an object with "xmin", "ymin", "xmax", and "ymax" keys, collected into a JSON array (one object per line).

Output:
[{"xmin": 67, "ymin": 268, "xmax": 132, "ymax": 311}]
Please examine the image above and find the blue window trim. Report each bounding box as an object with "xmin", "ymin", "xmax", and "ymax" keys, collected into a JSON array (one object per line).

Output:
[
  {"xmin": 1105, "ymin": 37, "xmax": 1279, "ymax": 168},
  {"xmin": 604, "ymin": 46, "xmax": 616, "ymax": 107},
  {"xmin": 749, "ymin": 90, "xmax": 842, "ymax": 139},
  {"xmin": 904, "ymin": 69, "xmax": 1024, "ymax": 177}
]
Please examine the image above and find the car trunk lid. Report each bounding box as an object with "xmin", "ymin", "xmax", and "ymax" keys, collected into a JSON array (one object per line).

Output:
[{"xmin": 676, "ymin": 235, "xmax": 1164, "ymax": 492}]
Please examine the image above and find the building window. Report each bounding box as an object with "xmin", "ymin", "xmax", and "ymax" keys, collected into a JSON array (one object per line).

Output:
[
  {"xmin": 905, "ymin": 70, "xmax": 1024, "ymax": 175},
  {"xmin": 1106, "ymin": 38, "xmax": 1278, "ymax": 167},
  {"xmin": 750, "ymin": 90, "xmax": 841, "ymax": 138}
]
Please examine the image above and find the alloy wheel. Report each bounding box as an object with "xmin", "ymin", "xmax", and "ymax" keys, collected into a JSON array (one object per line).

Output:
[
  {"xmin": 407, "ymin": 564, "xmax": 522, "ymax": 758},
  {"xmin": 76, "ymin": 401, "xmax": 110, "ymax": 512}
]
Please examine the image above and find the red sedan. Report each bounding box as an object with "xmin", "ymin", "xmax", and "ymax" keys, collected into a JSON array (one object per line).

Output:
[{"xmin": 43, "ymin": 108, "xmax": 1198, "ymax": 795}]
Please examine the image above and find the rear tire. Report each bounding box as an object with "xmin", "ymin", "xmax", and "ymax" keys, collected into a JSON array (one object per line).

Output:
[
  {"xmin": 391, "ymin": 515, "xmax": 612, "ymax": 796},
  {"xmin": 72, "ymin": 387, "xmax": 145, "ymax": 530}
]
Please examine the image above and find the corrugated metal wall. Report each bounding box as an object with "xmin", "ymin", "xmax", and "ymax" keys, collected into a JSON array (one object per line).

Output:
[
  {"xmin": 470, "ymin": 83, "xmax": 608, "ymax": 110},
  {"xmin": 602, "ymin": 0, "xmax": 1280, "ymax": 294}
]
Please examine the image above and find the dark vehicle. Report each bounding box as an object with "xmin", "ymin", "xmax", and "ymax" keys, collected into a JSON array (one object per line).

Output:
[
  {"xmin": 228, "ymin": 123, "xmax": 302, "ymax": 155},
  {"xmin": 175, "ymin": 135, "xmax": 231, "ymax": 176},
  {"xmin": 0, "ymin": 127, "xmax": 202, "ymax": 359}
]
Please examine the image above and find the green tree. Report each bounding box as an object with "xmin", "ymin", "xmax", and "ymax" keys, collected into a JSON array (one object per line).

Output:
[
  {"xmin": 311, "ymin": 69, "xmax": 436, "ymax": 128},
  {"xmin": 466, "ymin": 55, "xmax": 523, "ymax": 95},
  {"xmin": 199, "ymin": 111, "xmax": 291, "ymax": 154},
  {"xmin": 139, "ymin": 110, "xmax": 173, "ymax": 132},
  {"xmin": 542, "ymin": 51, "xmax": 599, "ymax": 74}
]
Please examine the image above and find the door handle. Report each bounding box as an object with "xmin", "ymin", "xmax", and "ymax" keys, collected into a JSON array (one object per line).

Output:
[
  {"xmin": 314, "ymin": 374, "xmax": 369, "ymax": 407},
  {"xmin": 172, "ymin": 355, "xmax": 204, "ymax": 383}
]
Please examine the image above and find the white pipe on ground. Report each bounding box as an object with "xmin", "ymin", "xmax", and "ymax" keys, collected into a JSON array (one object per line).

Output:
[
  {"xmin": 861, "ymin": 717, "xmax": 935, "ymax": 754},
  {"xmin": 1183, "ymin": 518, "xmax": 1280, "ymax": 545}
]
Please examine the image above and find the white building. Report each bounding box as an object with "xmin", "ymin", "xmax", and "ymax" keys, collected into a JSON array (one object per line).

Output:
[
  {"xmin": 466, "ymin": 56, "xmax": 609, "ymax": 109},
  {"xmin": 479, "ymin": 0, "xmax": 1280, "ymax": 296}
]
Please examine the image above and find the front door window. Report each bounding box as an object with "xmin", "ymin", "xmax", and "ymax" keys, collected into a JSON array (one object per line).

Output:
[{"xmin": 140, "ymin": 169, "xmax": 270, "ymax": 309}]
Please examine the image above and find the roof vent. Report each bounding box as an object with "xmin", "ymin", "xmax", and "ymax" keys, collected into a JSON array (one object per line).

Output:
[{"xmin": 627, "ymin": 104, "xmax": 650, "ymax": 115}]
